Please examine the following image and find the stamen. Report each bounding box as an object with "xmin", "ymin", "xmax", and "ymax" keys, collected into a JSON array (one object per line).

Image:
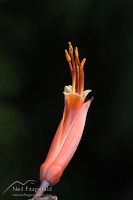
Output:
[
  {"xmin": 68, "ymin": 42, "xmax": 76, "ymax": 92},
  {"xmin": 75, "ymin": 47, "xmax": 80, "ymax": 66},
  {"xmin": 79, "ymin": 68, "xmax": 84, "ymax": 96},
  {"xmin": 68, "ymin": 42, "xmax": 73, "ymax": 54},
  {"xmin": 76, "ymin": 65, "xmax": 80, "ymax": 93},
  {"xmin": 68, "ymin": 42, "xmax": 75, "ymax": 72},
  {"xmin": 80, "ymin": 58, "xmax": 86, "ymax": 69},
  {"xmin": 65, "ymin": 42, "xmax": 86, "ymax": 96},
  {"xmin": 75, "ymin": 47, "xmax": 79, "ymax": 57},
  {"xmin": 65, "ymin": 49, "xmax": 71, "ymax": 62},
  {"xmin": 79, "ymin": 58, "xmax": 86, "ymax": 96},
  {"xmin": 65, "ymin": 48, "xmax": 76, "ymax": 92},
  {"xmin": 75, "ymin": 47, "xmax": 80, "ymax": 93},
  {"xmin": 65, "ymin": 49, "xmax": 73, "ymax": 72},
  {"xmin": 72, "ymin": 70, "xmax": 76, "ymax": 93}
]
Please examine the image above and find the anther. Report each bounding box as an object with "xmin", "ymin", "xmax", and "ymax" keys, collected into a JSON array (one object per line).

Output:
[
  {"xmin": 65, "ymin": 49, "xmax": 71, "ymax": 62},
  {"xmin": 80, "ymin": 58, "xmax": 86, "ymax": 69}
]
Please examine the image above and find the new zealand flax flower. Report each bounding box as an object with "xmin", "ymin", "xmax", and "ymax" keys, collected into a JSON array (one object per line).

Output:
[{"xmin": 33, "ymin": 42, "xmax": 93, "ymax": 199}]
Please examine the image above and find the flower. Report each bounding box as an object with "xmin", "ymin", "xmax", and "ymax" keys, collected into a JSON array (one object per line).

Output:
[{"xmin": 40, "ymin": 42, "xmax": 93, "ymax": 186}]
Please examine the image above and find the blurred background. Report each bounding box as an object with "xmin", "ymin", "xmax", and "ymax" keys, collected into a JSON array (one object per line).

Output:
[{"xmin": 0, "ymin": 0, "xmax": 133, "ymax": 199}]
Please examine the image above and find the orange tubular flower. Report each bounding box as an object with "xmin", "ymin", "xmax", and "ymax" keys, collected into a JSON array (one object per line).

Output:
[{"xmin": 33, "ymin": 42, "xmax": 93, "ymax": 199}]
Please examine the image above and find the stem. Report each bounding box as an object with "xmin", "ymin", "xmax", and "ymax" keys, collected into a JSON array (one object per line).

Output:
[{"xmin": 31, "ymin": 180, "xmax": 49, "ymax": 199}]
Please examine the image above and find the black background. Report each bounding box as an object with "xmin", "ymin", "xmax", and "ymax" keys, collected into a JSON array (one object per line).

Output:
[{"xmin": 0, "ymin": 0, "xmax": 133, "ymax": 200}]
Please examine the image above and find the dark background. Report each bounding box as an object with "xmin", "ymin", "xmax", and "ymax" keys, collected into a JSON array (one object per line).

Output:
[{"xmin": 0, "ymin": 0, "xmax": 133, "ymax": 200}]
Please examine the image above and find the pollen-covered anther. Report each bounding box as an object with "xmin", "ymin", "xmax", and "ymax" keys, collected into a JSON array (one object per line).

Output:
[
  {"xmin": 65, "ymin": 49, "xmax": 73, "ymax": 73},
  {"xmin": 75, "ymin": 46, "xmax": 80, "ymax": 67},
  {"xmin": 65, "ymin": 49, "xmax": 71, "ymax": 62},
  {"xmin": 75, "ymin": 47, "xmax": 79, "ymax": 58},
  {"xmin": 80, "ymin": 58, "xmax": 86, "ymax": 69},
  {"xmin": 68, "ymin": 42, "xmax": 73, "ymax": 54}
]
